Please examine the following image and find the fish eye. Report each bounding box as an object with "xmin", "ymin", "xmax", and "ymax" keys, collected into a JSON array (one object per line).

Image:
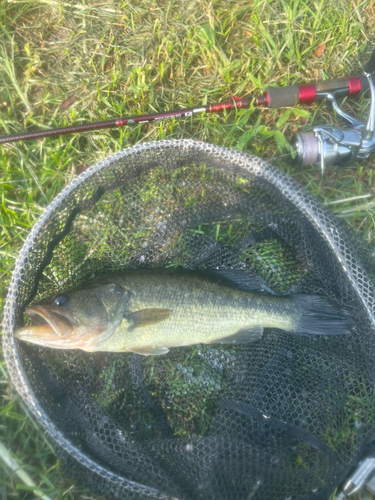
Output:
[{"xmin": 54, "ymin": 295, "xmax": 69, "ymax": 307}]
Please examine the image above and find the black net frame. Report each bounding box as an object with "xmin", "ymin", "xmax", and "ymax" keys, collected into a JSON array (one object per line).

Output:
[{"xmin": 3, "ymin": 139, "xmax": 375, "ymax": 500}]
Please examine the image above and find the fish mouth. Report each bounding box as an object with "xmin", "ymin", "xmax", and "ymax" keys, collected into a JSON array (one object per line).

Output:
[{"xmin": 15, "ymin": 305, "xmax": 76, "ymax": 345}]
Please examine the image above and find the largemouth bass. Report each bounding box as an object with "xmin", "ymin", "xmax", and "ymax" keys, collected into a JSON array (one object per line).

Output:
[{"xmin": 15, "ymin": 270, "xmax": 353, "ymax": 355}]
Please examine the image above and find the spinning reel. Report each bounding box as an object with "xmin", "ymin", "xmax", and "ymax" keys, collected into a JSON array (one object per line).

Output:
[{"xmin": 293, "ymin": 52, "xmax": 375, "ymax": 175}]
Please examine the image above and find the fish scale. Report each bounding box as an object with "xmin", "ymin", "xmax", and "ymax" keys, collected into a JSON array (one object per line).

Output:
[
  {"xmin": 15, "ymin": 269, "xmax": 354, "ymax": 355},
  {"xmin": 94, "ymin": 270, "xmax": 296, "ymax": 353}
]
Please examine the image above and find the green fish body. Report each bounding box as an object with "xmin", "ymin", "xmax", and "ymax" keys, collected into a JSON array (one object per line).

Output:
[
  {"xmin": 15, "ymin": 269, "xmax": 353, "ymax": 355},
  {"xmin": 95, "ymin": 270, "xmax": 297, "ymax": 354}
]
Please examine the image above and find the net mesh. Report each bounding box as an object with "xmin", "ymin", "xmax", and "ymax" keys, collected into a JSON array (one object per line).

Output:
[{"xmin": 3, "ymin": 139, "xmax": 375, "ymax": 500}]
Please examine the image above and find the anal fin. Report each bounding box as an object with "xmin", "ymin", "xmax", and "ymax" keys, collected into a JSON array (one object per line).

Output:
[
  {"xmin": 129, "ymin": 345, "xmax": 170, "ymax": 356},
  {"xmin": 213, "ymin": 325, "xmax": 263, "ymax": 345}
]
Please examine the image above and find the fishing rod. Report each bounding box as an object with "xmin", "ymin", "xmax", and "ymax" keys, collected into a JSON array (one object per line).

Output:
[
  {"xmin": 1, "ymin": 48, "xmax": 375, "ymax": 175},
  {"xmin": 0, "ymin": 73, "xmax": 373, "ymax": 146}
]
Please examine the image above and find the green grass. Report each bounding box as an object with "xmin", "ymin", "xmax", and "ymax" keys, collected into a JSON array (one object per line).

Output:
[{"xmin": 1, "ymin": 0, "xmax": 375, "ymax": 498}]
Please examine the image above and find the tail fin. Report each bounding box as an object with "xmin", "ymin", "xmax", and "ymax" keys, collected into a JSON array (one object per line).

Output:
[{"xmin": 292, "ymin": 294, "xmax": 354, "ymax": 335}]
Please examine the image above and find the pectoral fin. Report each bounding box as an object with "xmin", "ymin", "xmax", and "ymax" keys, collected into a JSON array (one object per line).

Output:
[
  {"xmin": 125, "ymin": 308, "xmax": 172, "ymax": 331},
  {"xmin": 212, "ymin": 325, "xmax": 264, "ymax": 344},
  {"xmin": 129, "ymin": 345, "xmax": 170, "ymax": 356}
]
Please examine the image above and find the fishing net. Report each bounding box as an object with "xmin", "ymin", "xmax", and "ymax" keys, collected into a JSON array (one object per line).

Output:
[{"xmin": 3, "ymin": 139, "xmax": 375, "ymax": 500}]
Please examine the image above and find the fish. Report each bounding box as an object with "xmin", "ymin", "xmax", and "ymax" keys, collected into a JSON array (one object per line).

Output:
[{"xmin": 14, "ymin": 269, "xmax": 354, "ymax": 355}]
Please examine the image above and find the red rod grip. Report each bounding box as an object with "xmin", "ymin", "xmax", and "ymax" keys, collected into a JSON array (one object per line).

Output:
[
  {"xmin": 348, "ymin": 77, "xmax": 361, "ymax": 96},
  {"xmin": 298, "ymin": 84, "xmax": 316, "ymax": 104},
  {"xmin": 264, "ymin": 73, "xmax": 375, "ymax": 108}
]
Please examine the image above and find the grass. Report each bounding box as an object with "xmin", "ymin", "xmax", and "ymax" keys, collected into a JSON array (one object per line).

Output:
[{"xmin": 1, "ymin": 0, "xmax": 375, "ymax": 498}]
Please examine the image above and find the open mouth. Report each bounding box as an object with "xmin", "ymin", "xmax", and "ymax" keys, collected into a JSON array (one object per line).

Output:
[
  {"xmin": 15, "ymin": 306, "xmax": 75, "ymax": 341},
  {"xmin": 14, "ymin": 303, "xmax": 108, "ymax": 351}
]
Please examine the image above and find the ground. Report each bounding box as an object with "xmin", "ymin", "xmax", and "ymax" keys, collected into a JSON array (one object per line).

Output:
[{"xmin": 1, "ymin": 0, "xmax": 375, "ymax": 499}]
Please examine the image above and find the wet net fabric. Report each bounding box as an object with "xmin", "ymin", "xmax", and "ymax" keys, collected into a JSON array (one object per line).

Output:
[{"xmin": 3, "ymin": 139, "xmax": 375, "ymax": 500}]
